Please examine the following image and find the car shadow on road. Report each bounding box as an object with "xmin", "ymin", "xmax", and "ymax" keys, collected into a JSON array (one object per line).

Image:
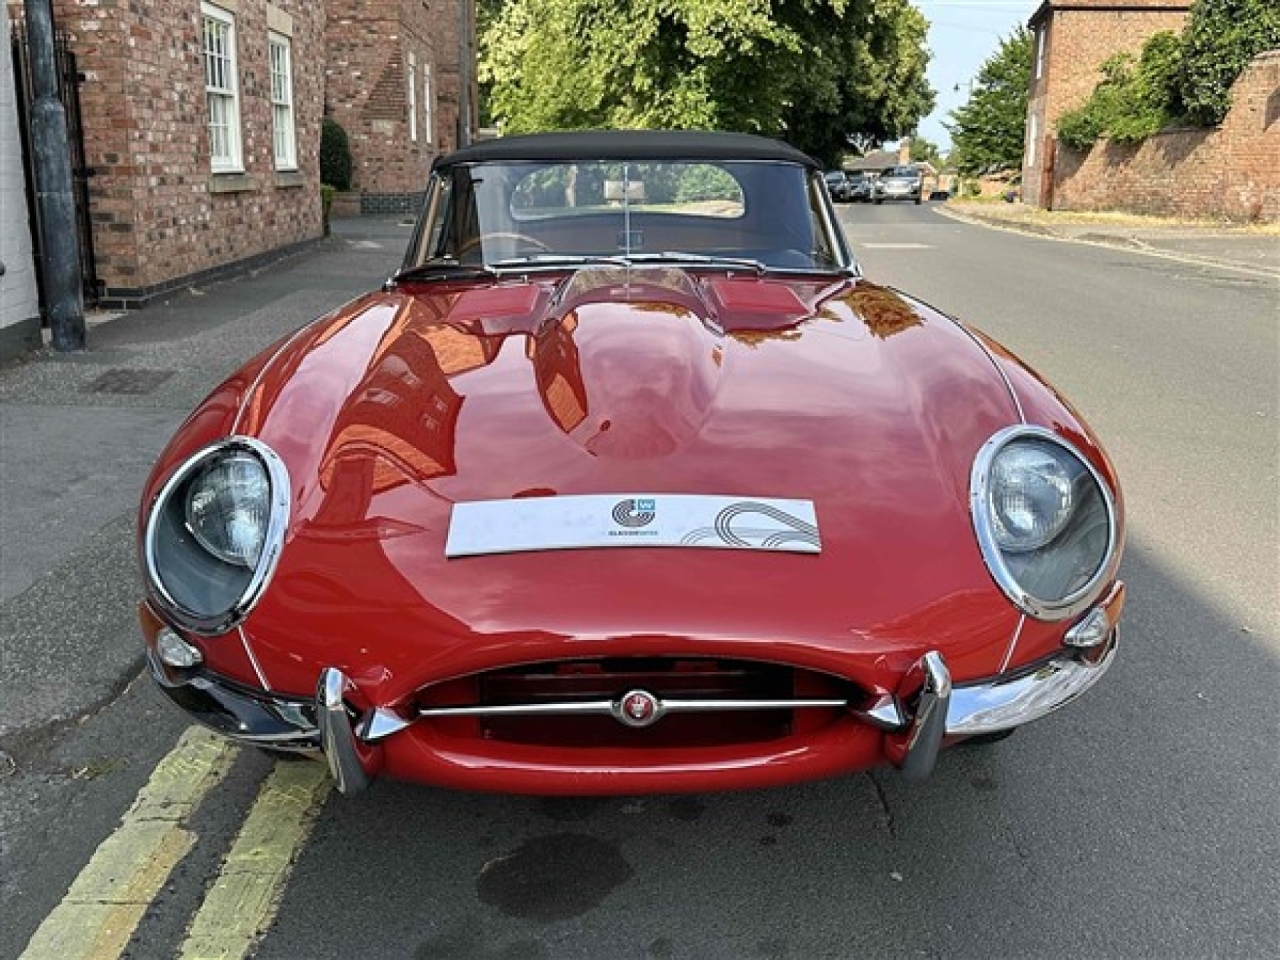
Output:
[{"xmin": 247, "ymin": 540, "xmax": 1277, "ymax": 960}]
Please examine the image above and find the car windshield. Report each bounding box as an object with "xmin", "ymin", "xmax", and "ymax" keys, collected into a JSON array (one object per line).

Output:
[
  {"xmin": 404, "ymin": 158, "xmax": 849, "ymax": 275},
  {"xmin": 884, "ymin": 166, "xmax": 918, "ymax": 178}
]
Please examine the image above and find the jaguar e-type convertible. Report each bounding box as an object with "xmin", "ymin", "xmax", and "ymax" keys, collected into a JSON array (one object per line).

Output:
[{"xmin": 139, "ymin": 131, "xmax": 1124, "ymax": 796}]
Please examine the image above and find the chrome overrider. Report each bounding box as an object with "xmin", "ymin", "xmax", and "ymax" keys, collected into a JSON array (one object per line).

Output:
[{"xmin": 148, "ymin": 599, "xmax": 1121, "ymax": 796}]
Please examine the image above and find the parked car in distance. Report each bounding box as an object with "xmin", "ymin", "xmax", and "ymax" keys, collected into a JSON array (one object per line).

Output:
[
  {"xmin": 846, "ymin": 171, "xmax": 874, "ymax": 202},
  {"xmin": 139, "ymin": 130, "xmax": 1125, "ymax": 798},
  {"xmin": 823, "ymin": 169, "xmax": 852, "ymax": 202},
  {"xmin": 874, "ymin": 164, "xmax": 924, "ymax": 204}
]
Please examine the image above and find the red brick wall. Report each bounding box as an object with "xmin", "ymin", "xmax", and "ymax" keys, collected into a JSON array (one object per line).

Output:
[
  {"xmin": 1051, "ymin": 51, "xmax": 1280, "ymax": 221},
  {"xmin": 1023, "ymin": 3, "xmax": 1191, "ymax": 206},
  {"xmin": 46, "ymin": 0, "xmax": 324, "ymax": 299},
  {"xmin": 323, "ymin": 0, "xmax": 463, "ymax": 206}
]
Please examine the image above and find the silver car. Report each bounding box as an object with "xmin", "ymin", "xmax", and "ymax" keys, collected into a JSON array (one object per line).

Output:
[{"xmin": 873, "ymin": 165, "xmax": 923, "ymax": 204}]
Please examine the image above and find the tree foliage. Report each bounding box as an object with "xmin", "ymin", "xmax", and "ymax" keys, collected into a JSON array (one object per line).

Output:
[
  {"xmin": 1056, "ymin": 0, "xmax": 1279, "ymax": 149},
  {"xmin": 1179, "ymin": 0, "xmax": 1280, "ymax": 125},
  {"xmin": 945, "ymin": 26, "xmax": 1033, "ymax": 176},
  {"xmin": 320, "ymin": 117, "xmax": 353, "ymax": 191},
  {"xmin": 1057, "ymin": 32, "xmax": 1185, "ymax": 150},
  {"xmin": 478, "ymin": 0, "xmax": 934, "ymax": 165},
  {"xmin": 907, "ymin": 135, "xmax": 944, "ymax": 170}
]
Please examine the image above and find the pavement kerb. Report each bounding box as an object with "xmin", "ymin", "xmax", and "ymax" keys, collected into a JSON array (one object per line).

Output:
[{"xmin": 935, "ymin": 204, "xmax": 1280, "ymax": 281}]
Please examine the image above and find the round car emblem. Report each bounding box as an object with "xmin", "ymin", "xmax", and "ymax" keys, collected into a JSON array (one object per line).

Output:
[{"xmin": 615, "ymin": 689, "xmax": 661, "ymax": 728}]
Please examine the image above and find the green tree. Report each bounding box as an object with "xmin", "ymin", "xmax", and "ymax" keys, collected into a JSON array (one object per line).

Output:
[
  {"xmin": 945, "ymin": 26, "xmax": 1033, "ymax": 176},
  {"xmin": 907, "ymin": 135, "xmax": 944, "ymax": 169},
  {"xmin": 320, "ymin": 117, "xmax": 353, "ymax": 191},
  {"xmin": 479, "ymin": 0, "xmax": 934, "ymax": 166},
  {"xmin": 1179, "ymin": 0, "xmax": 1280, "ymax": 125}
]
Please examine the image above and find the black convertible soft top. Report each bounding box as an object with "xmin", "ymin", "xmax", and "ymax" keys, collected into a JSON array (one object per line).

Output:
[{"xmin": 438, "ymin": 130, "xmax": 819, "ymax": 169}]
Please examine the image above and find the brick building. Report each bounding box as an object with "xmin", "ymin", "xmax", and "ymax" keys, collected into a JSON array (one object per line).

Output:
[
  {"xmin": 1022, "ymin": 0, "xmax": 1192, "ymax": 208},
  {"xmin": 324, "ymin": 0, "xmax": 476, "ymax": 215},
  {"xmin": 7, "ymin": 1, "xmax": 475, "ymax": 320},
  {"xmin": 7, "ymin": 1, "xmax": 328, "ymax": 307}
]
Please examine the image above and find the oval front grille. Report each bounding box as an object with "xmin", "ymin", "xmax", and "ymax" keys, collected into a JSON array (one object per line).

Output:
[{"xmin": 414, "ymin": 657, "xmax": 866, "ymax": 748}]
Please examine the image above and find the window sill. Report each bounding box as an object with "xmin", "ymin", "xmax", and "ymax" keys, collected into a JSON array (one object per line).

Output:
[
  {"xmin": 208, "ymin": 172, "xmax": 255, "ymax": 194},
  {"xmin": 275, "ymin": 170, "xmax": 305, "ymax": 188}
]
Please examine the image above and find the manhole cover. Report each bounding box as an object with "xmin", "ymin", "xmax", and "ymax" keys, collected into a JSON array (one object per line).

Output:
[{"xmin": 83, "ymin": 368, "xmax": 175, "ymax": 395}]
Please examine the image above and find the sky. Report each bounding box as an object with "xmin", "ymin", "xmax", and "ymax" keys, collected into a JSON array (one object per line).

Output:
[{"xmin": 912, "ymin": 0, "xmax": 1041, "ymax": 150}]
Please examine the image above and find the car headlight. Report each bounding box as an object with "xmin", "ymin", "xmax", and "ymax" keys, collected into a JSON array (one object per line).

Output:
[
  {"xmin": 185, "ymin": 453, "xmax": 271, "ymax": 567},
  {"xmin": 144, "ymin": 438, "xmax": 289, "ymax": 634},
  {"xmin": 971, "ymin": 426, "xmax": 1118, "ymax": 621}
]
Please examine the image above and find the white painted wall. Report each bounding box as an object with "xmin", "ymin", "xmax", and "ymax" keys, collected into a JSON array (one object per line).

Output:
[{"xmin": 1, "ymin": 3, "xmax": 41, "ymax": 354}]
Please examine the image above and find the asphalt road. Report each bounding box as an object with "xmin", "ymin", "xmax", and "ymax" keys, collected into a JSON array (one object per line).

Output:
[{"xmin": 2, "ymin": 204, "xmax": 1277, "ymax": 960}]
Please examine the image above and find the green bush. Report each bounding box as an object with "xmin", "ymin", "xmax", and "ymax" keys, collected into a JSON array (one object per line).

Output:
[
  {"xmin": 1179, "ymin": 0, "xmax": 1280, "ymax": 125},
  {"xmin": 1056, "ymin": 33, "xmax": 1186, "ymax": 150},
  {"xmin": 320, "ymin": 117, "xmax": 353, "ymax": 192},
  {"xmin": 1059, "ymin": 1, "xmax": 1280, "ymax": 148}
]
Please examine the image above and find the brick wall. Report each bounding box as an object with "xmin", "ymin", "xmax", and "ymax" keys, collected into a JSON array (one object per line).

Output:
[
  {"xmin": 1052, "ymin": 51, "xmax": 1280, "ymax": 221},
  {"xmin": 46, "ymin": 0, "xmax": 324, "ymax": 303},
  {"xmin": 1023, "ymin": 2, "xmax": 1191, "ymax": 206},
  {"xmin": 324, "ymin": 0, "xmax": 464, "ymax": 213},
  {"xmin": 0, "ymin": 1, "xmax": 40, "ymax": 359}
]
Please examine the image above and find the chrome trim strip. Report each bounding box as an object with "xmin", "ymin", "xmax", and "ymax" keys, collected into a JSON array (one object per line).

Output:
[
  {"xmin": 997, "ymin": 613, "xmax": 1027, "ymax": 675},
  {"xmin": 901, "ymin": 652, "xmax": 952, "ymax": 784},
  {"xmin": 237, "ymin": 625, "xmax": 272, "ymax": 692},
  {"xmin": 230, "ymin": 320, "xmax": 322, "ymax": 435},
  {"xmin": 969, "ymin": 425, "xmax": 1120, "ymax": 622},
  {"xmin": 417, "ymin": 697, "xmax": 849, "ymax": 720},
  {"xmin": 143, "ymin": 436, "xmax": 291, "ymax": 635},
  {"xmin": 947, "ymin": 630, "xmax": 1119, "ymax": 736},
  {"xmin": 811, "ymin": 170, "xmax": 860, "ymax": 277},
  {"xmin": 317, "ymin": 668, "xmax": 372, "ymax": 796},
  {"xmin": 942, "ymin": 314, "xmax": 1026, "ymax": 425}
]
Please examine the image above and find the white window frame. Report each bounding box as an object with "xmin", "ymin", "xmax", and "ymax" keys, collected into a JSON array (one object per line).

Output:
[
  {"xmin": 1035, "ymin": 26, "xmax": 1046, "ymax": 81},
  {"xmin": 269, "ymin": 31, "xmax": 297, "ymax": 170},
  {"xmin": 201, "ymin": 2, "xmax": 242, "ymax": 172},
  {"xmin": 407, "ymin": 51, "xmax": 418, "ymax": 142},
  {"xmin": 423, "ymin": 63, "xmax": 434, "ymax": 145}
]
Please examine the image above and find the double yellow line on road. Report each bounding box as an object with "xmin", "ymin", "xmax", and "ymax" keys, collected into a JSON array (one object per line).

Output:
[{"xmin": 20, "ymin": 727, "xmax": 330, "ymax": 960}]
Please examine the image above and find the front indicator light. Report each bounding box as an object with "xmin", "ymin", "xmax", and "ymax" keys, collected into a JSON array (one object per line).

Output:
[
  {"xmin": 1064, "ymin": 581, "xmax": 1126, "ymax": 649},
  {"xmin": 1064, "ymin": 607, "xmax": 1110, "ymax": 648},
  {"xmin": 157, "ymin": 627, "xmax": 204, "ymax": 668}
]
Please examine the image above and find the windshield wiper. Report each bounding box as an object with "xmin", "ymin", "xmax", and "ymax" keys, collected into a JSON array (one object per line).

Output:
[
  {"xmin": 488, "ymin": 254, "xmax": 633, "ymax": 270},
  {"xmin": 388, "ymin": 258, "xmax": 498, "ymax": 285},
  {"xmin": 624, "ymin": 252, "xmax": 767, "ymax": 275}
]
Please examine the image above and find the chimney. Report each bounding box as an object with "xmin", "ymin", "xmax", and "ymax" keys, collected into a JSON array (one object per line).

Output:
[{"xmin": 898, "ymin": 138, "xmax": 911, "ymax": 165}]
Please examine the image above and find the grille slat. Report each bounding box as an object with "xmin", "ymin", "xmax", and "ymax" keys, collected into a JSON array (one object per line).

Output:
[{"xmin": 415, "ymin": 657, "xmax": 864, "ymax": 749}]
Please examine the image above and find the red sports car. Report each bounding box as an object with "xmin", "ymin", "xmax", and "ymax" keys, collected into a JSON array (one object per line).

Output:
[{"xmin": 139, "ymin": 131, "xmax": 1124, "ymax": 796}]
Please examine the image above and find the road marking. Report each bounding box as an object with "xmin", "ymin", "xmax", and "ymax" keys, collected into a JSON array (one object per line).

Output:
[
  {"xmin": 20, "ymin": 727, "xmax": 238, "ymax": 960},
  {"xmin": 178, "ymin": 758, "xmax": 331, "ymax": 960},
  {"xmin": 860, "ymin": 242, "xmax": 935, "ymax": 250}
]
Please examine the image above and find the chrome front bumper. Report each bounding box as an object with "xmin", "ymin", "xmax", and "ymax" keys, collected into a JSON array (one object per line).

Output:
[
  {"xmin": 147, "ymin": 649, "xmax": 320, "ymax": 751},
  {"xmin": 150, "ymin": 628, "xmax": 1119, "ymax": 795}
]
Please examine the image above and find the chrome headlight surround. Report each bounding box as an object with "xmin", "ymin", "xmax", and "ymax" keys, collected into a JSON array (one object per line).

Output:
[
  {"xmin": 971, "ymin": 426, "xmax": 1119, "ymax": 621},
  {"xmin": 143, "ymin": 437, "xmax": 290, "ymax": 635}
]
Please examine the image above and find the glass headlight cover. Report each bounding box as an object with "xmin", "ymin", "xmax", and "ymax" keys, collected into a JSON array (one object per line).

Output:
[
  {"xmin": 144, "ymin": 438, "xmax": 290, "ymax": 634},
  {"xmin": 185, "ymin": 453, "xmax": 271, "ymax": 567},
  {"xmin": 971, "ymin": 427, "xmax": 1118, "ymax": 621}
]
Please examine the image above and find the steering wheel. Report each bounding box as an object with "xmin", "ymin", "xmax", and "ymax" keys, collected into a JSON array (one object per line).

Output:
[{"xmin": 457, "ymin": 232, "xmax": 551, "ymax": 259}]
